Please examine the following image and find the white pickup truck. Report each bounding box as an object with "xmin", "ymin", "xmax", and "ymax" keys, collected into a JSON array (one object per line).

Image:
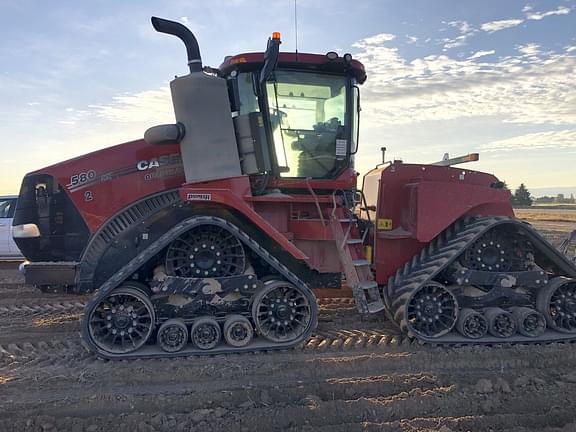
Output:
[{"xmin": 0, "ymin": 195, "xmax": 23, "ymax": 260}]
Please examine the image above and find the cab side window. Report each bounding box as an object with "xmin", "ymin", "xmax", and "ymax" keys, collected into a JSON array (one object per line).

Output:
[{"xmin": 0, "ymin": 199, "xmax": 16, "ymax": 218}]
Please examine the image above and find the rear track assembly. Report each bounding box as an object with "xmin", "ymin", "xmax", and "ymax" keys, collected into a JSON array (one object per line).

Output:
[{"xmin": 385, "ymin": 216, "xmax": 576, "ymax": 345}]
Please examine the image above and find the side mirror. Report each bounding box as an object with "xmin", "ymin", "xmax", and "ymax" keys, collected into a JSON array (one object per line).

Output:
[{"xmin": 258, "ymin": 35, "xmax": 282, "ymax": 93}]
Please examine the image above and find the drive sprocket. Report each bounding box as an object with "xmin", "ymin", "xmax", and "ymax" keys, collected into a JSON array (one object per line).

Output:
[{"xmin": 165, "ymin": 225, "xmax": 246, "ymax": 278}]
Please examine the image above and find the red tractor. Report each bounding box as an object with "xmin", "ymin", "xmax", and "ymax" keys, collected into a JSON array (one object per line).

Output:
[{"xmin": 13, "ymin": 17, "xmax": 576, "ymax": 359}]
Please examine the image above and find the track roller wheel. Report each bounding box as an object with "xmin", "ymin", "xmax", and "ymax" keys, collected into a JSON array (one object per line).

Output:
[
  {"xmin": 536, "ymin": 277, "xmax": 576, "ymax": 333},
  {"xmin": 403, "ymin": 282, "xmax": 458, "ymax": 338},
  {"xmin": 86, "ymin": 284, "xmax": 155, "ymax": 354},
  {"xmin": 223, "ymin": 315, "xmax": 253, "ymax": 347},
  {"xmin": 191, "ymin": 317, "xmax": 221, "ymax": 350},
  {"xmin": 190, "ymin": 317, "xmax": 221, "ymax": 350},
  {"xmin": 252, "ymin": 280, "xmax": 314, "ymax": 343},
  {"xmin": 157, "ymin": 319, "xmax": 189, "ymax": 352},
  {"xmin": 510, "ymin": 307, "xmax": 546, "ymax": 337},
  {"xmin": 456, "ymin": 308, "xmax": 488, "ymax": 339},
  {"xmin": 485, "ymin": 307, "xmax": 516, "ymax": 338}
]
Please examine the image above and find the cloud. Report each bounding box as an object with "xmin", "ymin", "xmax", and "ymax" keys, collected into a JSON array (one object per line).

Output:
[
  {"xmin": 352, "ymin": 33, "xmax": 396, "ymax": 48},
  {"xmin": 441, "ymin": 20, "xmax": 477, "ymax": 49},
  {"xmin": 353, "ymin": 37, "xmax": 576, "ymax": 127},
  {"xmin": 91, "ymin": 86, "xmax": 173, "ymax": 124},
  {"xmin": 447, "ymin": 20, "xmax": 473, "ymax": 34},
  {"xmin": 526, "ymin": 6, "xmax": 571, "ymax": 20},
  {"xmin": 522, "ymin": 4, "xmax": 533, "ymax": 13},
  {"xmin": 480, "ymin": 19, "xmax": 524, "ymax": 33},
  {"xmin": 481, "ymin": 130, "xmax": 576, "ymax": 151},
  {"xmin": 468, "ymin": 50, "xmax": 495, "ymax": 60},
  {"xmin": 478, "ymin": 6, "xmax": 571, "ymax": 35},
  {"xmin": 517, "ymin": 43, "xmax": 540, "ymax": 56}
]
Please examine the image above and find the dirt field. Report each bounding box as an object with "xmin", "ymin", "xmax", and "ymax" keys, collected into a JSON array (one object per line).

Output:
[{"xmin": 1, "ymin": 219, "xmax": 575, "ymax": 432}]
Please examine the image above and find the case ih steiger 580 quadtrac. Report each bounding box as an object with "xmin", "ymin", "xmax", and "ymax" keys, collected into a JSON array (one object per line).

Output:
[{"xmin": 13, "ymin": 17, "xmax": 576, "ymax": 359}]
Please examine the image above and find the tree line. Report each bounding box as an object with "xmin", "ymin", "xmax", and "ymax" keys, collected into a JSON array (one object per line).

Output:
[{"xmin": 502, "ymin": 183, "xmax": 575, "ymax": 207}]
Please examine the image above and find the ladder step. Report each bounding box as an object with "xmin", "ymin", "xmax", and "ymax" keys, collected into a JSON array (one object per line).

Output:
[
  {"xmin": 351, "ymin": 281, "xmax": 385, "ymax": 314},
  {"xmin": 366, "ymin": 300, "xmax": 385, "ymax": 313},
  {"xmin": 346, "ymin": 239, "xmax": 363, "ymax": 245},
  {"xmin": 338, "ymin": 218, "xmax": 357, "ymax": 223},
  {"xmin": 352, "ymin": 259, "xmax": 370, "ymax": 267},
  {"xmin": 358, "ymin": 281, "xmax": 378, "ymax": 290}
]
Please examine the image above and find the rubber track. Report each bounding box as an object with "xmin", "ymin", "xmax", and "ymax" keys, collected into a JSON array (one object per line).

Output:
[
  {"xmin": 81, "ymin": 216, "xmax": 319, "ymax": 360},
  {"xmin": 385, "ymin": 216, "xmax": 576, "ymax": 345}
]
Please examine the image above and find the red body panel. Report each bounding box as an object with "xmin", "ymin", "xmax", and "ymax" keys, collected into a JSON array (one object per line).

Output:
[
  {"xmin": 219, "ymin": 52, "xmax": 367, "ymax": 84},
  {"xmin": 32, "ymin": 139, "xmax": 185, "ymax": 233},
  {"xmin": 179, "ymin": 177, "xmax": 341, "ymax": 272},
  {"xmin": 179, "ymin": 177, "xmax": 307, "ymax": 260},
  {"xmin": 28, "ymin": 138, "xmax": 352, "ymax": 270},
  {"xmin": 27, "ymin": 137, "xmax": 514, "ymax": 287},
  {"xmin": 364, "ymin": 162, "xmax": 514, "ymax": 284}
]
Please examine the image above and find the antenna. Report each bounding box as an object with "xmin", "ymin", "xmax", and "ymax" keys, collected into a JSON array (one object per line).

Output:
[{"xmin": 294, "ymin": 0, "xmax": 299, "ymax": 60}]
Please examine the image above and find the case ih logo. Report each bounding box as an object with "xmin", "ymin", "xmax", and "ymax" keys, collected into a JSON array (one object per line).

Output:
[
  {"xmin": 136, "ymin": 154, "xmax": 181, "ymax": 171},
  {"xmin": 187, "ymin": 193, "xmax": 212, "ymax": 201}
]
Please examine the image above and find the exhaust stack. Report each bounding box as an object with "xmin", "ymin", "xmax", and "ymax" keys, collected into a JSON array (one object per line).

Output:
[
  {"xmin": 146, "ymin": 17, "xmax": 241, "ymax": 184},
  {"xmin": 151, "ymin": 17, "xmax": 203, "ymax": 73}
]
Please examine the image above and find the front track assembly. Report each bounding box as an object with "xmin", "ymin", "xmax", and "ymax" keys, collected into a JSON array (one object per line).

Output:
[
  {"xmin": 385, "ymin": 216, "xmax": 576, "ymax": 345},
  {"xmin": 81, "ymin": 216, "xmax": 318, "ymax": 359}
]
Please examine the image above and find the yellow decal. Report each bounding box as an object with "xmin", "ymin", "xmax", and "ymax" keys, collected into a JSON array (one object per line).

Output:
[
  {"xmin": 364, "ymin": 245, "xmax": 373, "ymax": 264},
  {"xmin": 377, "ymin": 218, "xmax": 393, "ymax": 230}
]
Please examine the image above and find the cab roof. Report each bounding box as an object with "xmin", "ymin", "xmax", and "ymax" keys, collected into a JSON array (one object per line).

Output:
[{"xmin": 219, "ymin": 52, "xmax": 367, "ymax": 84}]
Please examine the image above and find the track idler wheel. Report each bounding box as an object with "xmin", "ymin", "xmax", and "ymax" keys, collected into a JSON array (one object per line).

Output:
[
  {"xmin": 403, "ymin": 282, "xmax": 458, "ymax": 338},
  {"xmin": 85, "ymin": 284, "xmax": 155, "ymax": 354},
  {"xmin": 223, "ymin": 315, "xmax": 253, "ymax": 347},
  {"xmin": 456, "ymin": 308, "xmax": 488, "ymax": 339},
  {"xmin": 252, "ymin": 280, "xmax": 315, "ymax": 343},
  {"xmin": 157, "ymin": 319, "xmax": 189, "ymax": 352},
  {"xmin": 510, "ymin": 307, "xmax": 546, "ymax": 337},
  {"xmin": 537, "ymin": 277, "xmax": 576, "ymax": 333},
  {"xmin": 191, "ymin": 317, "xmax": 221, "ymax": 350},
  {"xmin": 485, "ymin": 307, "xmax": 516, "ymax": 338}
]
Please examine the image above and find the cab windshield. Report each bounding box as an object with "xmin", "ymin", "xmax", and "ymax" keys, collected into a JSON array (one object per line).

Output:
[{"xmin": 266, "ymin": 71, "xmax": 348, "ymax": 178}]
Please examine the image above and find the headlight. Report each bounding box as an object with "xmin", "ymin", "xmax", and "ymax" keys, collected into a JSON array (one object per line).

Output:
[{"xmin": 12, "ymin": 223, "xmax": 41, "ymax": 238}]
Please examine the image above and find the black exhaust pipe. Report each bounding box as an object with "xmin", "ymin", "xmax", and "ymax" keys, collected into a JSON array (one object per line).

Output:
[{"xmin": 151, "ymin": 16, "xmax": 203, "ymax": 73}]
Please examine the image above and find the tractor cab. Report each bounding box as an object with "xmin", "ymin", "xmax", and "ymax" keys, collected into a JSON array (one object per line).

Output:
[
  {"xmin": 220, "ymin": 48, "xmax": 366, "ymax": 182},
  {"xmin": 145, "ymin": 19, "xmax": 366, "ymax": 193}
]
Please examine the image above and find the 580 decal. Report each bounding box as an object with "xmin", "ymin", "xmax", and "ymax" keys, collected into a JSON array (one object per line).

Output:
[{"xmin": 67, "ymin": 170, "xmax": 96, "ymax": 189}]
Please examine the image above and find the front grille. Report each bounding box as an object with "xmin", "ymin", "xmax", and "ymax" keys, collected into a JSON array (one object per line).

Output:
[{"xmin": 13, "ymin": 174, "xmax": 90, "ymax": 261}]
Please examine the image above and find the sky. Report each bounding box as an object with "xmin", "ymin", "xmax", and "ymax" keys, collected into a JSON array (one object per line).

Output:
[{"xmin": 1, "ymin": 0, "xmax": 575, "ymax": 197}]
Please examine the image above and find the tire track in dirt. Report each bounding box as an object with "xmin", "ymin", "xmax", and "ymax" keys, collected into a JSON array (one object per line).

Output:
[{"xmin": 2, "ymin": 343, "xmax": 576, "ymax": 431}]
